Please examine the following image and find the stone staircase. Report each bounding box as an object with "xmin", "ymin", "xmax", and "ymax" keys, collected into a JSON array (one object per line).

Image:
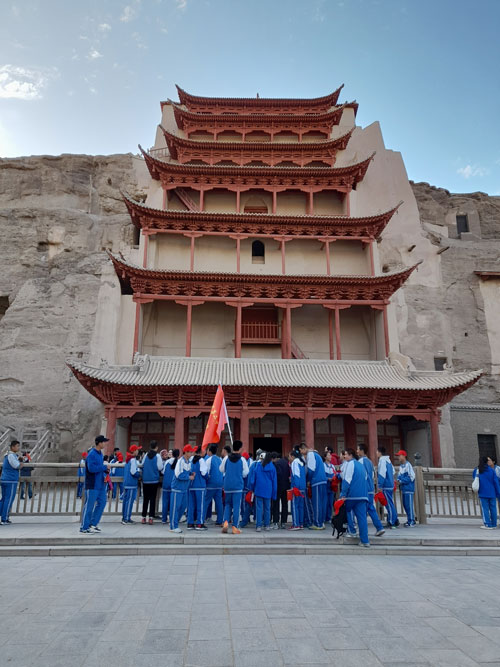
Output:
[{"xmin": 1, "ymin": 427, "xmax": 53, "ymax": 461}]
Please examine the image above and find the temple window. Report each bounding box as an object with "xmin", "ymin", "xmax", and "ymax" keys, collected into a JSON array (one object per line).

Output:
[
  {"xmin": 251, "ymin": 240, "xmax": 265, "ymax": 264},
  {"xmin": 434, "ymin": 357, "xmax": 447, "ymax": 371},
  {"xmin": 456, "ymin": 214, "xmax": 469, "ymax": 236}
]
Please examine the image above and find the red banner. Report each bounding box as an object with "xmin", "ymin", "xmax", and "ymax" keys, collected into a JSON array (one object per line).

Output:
[{"xmin": 201, "ymin": 384, "xmax": 228, "ymax": 450}]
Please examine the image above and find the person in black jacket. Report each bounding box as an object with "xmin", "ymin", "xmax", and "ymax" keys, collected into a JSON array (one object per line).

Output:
[{"xmin": 271, "ymin": 452, "xmax": 290, "ymax": 529}]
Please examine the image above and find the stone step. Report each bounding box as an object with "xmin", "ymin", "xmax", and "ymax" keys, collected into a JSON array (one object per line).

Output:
[{"xmin": 0, "ymin": 542, "xmax": 499, "ymax": 557}]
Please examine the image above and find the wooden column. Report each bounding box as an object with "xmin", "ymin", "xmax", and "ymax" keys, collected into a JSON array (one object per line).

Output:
[
  {"xmin": 285, "ymin": 306, "xmax": 292, "ymax": 359},
  {"xmin": 240, "ymin": 407, "xmax": 249, "ymax": 451},
  {"xmin": 335, "ymin": 307, "xmax": 341, "ymax": 360},
  {"xmin": 235, "ymin": 303, "xmax": 242, "ymax": 358},
  {"xmin": 236, "ymin": 190, "xmax": 240, "ymax": 213},
  {"xmin": 308, "ymin": 191, "xmax": 314, "ymax": 215},
  {"xmin": 142, "ymin": 233, "xmax": 149, "ymax": 268},
  {"xmin": 383, "ymin": 304, "xmax": 390, "ymax": 357},
  {"xmin": 324, "ymin": 240, "xmax": 331, "ymax": 275},
  {"xmin": 190, "ymin": 235, "xmax": 195, "ymax": 271},
  {"xmin": 174, "ymin": 406, "xmax": 185, "ymax": 451},
  {"xmin": 328, "ymin": 309, "xmax": 334, "ymax": 360},
  {"xmin": 345, "ymin": 191, "xmax": 350, "ymax": 216},
  {"xmin": 272, "ymin": 191, "xmax": 277, "ymax": 214},
  {"xmin": 132, "ymin": 302, "xmax": 141, "ymax": 360},
  {"xmin": 199, "ymin": 189, "xmax": 205, "ymax": 212},
  {"xmin": 281, "ymin": 240, "xmax": 286, "ymax": 274},
  {"xmin": 304, "ymin": 409, "xmax": 314, "ymax": 448},
  {"xmin": 368, "ymin": 240, "xmax": 375, "ymax": 276},
  {"xmin": 106, "ymin": 407, "xmax": 117, "ymax": 456},
  {"xmin": 185, "ymin": 303, "xmax": 193, "ymax": 357},
  {"xmin": 162, "ymin": 188, "xmax": 167, "ymax": 210},
  {"xmin": 430, "ymin": 410, "xmax": 442, "ymax": 467},
  {"xmin": 367, "ymin": 410, "xmax": 378, "ymax": 460}
]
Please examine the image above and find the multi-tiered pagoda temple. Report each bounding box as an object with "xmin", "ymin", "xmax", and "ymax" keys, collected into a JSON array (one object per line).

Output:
[{"xmin": 69, "ymin": 85, "xmax": 480, "ymax": 465}]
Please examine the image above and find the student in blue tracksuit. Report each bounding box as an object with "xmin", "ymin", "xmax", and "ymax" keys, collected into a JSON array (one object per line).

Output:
[
  {"xmin": 0, "ymin": 440, "xmax": 24, "ymax": 524},
  {"xmin": 299, "ymin": 443, "xmax": 327, "ymax": 529},
  {"xmin": 356, "ymin": 444, "xmax": 385, "ymax": 537},
  {"xmin": 240, "ymin": 453, "xmax": 257, "ymax": 528},
  {"xmin": 140, "ymin": 441, "xmax": 163, "ymax": 524},
  {"xmin": 77, "ymin": 452, "xmax": 87, "ymax": 499},
  {"xmin": 339, "ymin": 450, "xmax": 356, "ymax": 536},
  {"xmin": 161, "ymin": 449, "xmax": 179, "ymax": 524},
  {"xmin": 110, "ymin": 451, "xmax": 124, "ymax": 500},
  {"xmin": 340, "ymin": 448, "xmax": 370, "ymax": 547},
  {"xmin": 396, "ymin": 449, "xmax": 416, "ymax": 527},
  {"xmin": 187, "ymin": 448, "xmax": 208, "ymax": 530},
  {"xmin": 220, "ymin": 440, "xmax": 249, "ymax": 534},
  {"xmin": 323, "ymin": 451, "xmax": 335, "ymax": 525},
  {"xmin": 170, "ymin": 446, "xmax": 194, "ymax": 533},
  {"xmin": 473, "ymin": 456, "xmax": 500, "ymax": 529},
  {"xmin": 80, "ymin": 436, "xmax": 111, "ymax": 533},
  {"xmin": 288, "ymin": 448, "xmax": 306, "ymax": 530},
  {"xmin": 377, "ymin": 446, "xmax": 398, "ymax": 528},
  {"xmin": 249, "ymin": 452, "xmax": 277, "ymax": 531},
  {"xmin": 121, "ymin": 445, "xmax": 140, "ymax": 524},
  {"xmin": 204, "ymin": 444, "xmax": 223, "ymax": 525}
]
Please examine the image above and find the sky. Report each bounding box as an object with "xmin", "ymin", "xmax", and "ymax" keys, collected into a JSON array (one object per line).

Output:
[{"xmin": 0, "ymin": 0, "xmax": 499, "ymax": 194}]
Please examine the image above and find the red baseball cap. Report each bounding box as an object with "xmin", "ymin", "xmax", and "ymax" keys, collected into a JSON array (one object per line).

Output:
[
  {"xmin": 128, "ymin": 445, "xmax": 140, "ymax": 454},
  {"xmin": 183, "ymin": 445, "xmax": 193, "ymax": 453},
  {"xmin": 395, "ymin": 449, "xmax": 407, "ymax": 457}
]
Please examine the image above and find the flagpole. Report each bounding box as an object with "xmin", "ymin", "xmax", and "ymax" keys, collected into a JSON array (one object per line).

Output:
[{"xmin": 219, "ymin": 381, "xmax": 233, "ymax": 447}]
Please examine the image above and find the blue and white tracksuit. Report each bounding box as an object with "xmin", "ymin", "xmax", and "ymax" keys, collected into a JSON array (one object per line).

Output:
[
  {"xmin": 290, "ymin": 458, "xmax": 306, "ymax": 528},
  {"xmin": 110, "ymin": 457, "xmax": 123, "ymax": 499},
  {"xmin": 358, "ymin": 455, "xmax": 384, "ymax": 532},
  {"xmin": 324, "ymin": 461, "xmax": 335, "ymax": 524},
  {"xmin": 187, "ymin": 457, "xmax": 207, "ymax": 525},
  {"xmin": 0, "ymin": 452, "xmax": 21, "ymax": 522},
  {"xmin": 473, "ymin": 467, "xmax": 500, "ymax": 528},
  {"xmin": 122, "ymin": 458, "xmax": 140, "ymax": 522},
  {"xmin": 161, "ymin": 458, "xmax": 176, "ymax": 523},
  {"xmin": 77, "ymin": 458, "xmax": 85, "ymax": 498},
  {"xmin": 339, "ymin": 460, "xmax": 356, "ymax": 535},
  {"xmin": 204, "ymin": 455, "xmax": 223, "ymax": 524},
  {"xmin": 170, "ymin": 458, "xmax": 192, "ymax": 530},
  {"xmin": 240, "ymin": 460, "xmax": 257, "ymax": 528},
  {"xmin": 341, "ymin": 459, "xmax": 369, "ymax": 545},
  {"xmin": 80, "ymin": 447, "xmax": 108, "ymax": 530},
  {"xmin": 377, "ymin": 455, "xmax": 397, "ymax": 526},
  {"xmin": 306, "ymin": 451, "xmax": 327, "ymax": 527},
  {"xmin": 398, "ymin": 461, "xmax": 416, "ymax": 525},
  {"xmin": 249, "ymin": 461, "xmax": 277, "ymax": 528},
  {"xmin": 220, "ymin": 453, "xmax": 249, "ymax": 527}
]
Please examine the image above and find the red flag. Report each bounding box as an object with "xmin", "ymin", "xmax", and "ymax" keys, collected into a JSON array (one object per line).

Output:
[{"xmin": 202, "ymin": 384, "xmax": 228, "ymax": 450}]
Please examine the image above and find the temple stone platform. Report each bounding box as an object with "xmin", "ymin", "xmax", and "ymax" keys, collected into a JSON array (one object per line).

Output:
[{"xmin": 2, "ymin": 517, "xmax": 499, "ymax": 557}]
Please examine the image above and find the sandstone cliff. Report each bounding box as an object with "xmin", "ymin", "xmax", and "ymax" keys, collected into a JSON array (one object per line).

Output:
[{"xmin": 0, "ymin": 154, "xmax": 148, "ymax": 458}]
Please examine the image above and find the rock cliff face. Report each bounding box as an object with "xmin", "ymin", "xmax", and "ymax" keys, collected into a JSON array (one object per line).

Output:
[{"xmin": 0, "ymin": 154, "xmax": 148, "ymax": 458}]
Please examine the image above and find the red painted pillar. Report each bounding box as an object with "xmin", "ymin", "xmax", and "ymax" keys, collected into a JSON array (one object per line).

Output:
[
  {"xmin": 236, "ymin": 190, "xmax": 240, "ymax": 213},
  {"xmin": 285, "ymin": 306, "xmax": 292, "ymax": 359},
  {"xmin": 235, "ymin": 304, "xmax": 242, "ymax": 358},
  {"xmin": 132, "ymin": 302, "xmax": 141, "ymax": 360},
  {"xmin": 189, "ymin": 235, "xmax": 195, "ymax": 271},
  {"xmin": 185, "ymin": 303, "xmax": 193, "ymax": 357},
  {"xmin": 272, "ymin": 191, "xmax": 277, "ymax": 214},
  {"xmin": 430, "ymin": 410, "xmax": 442, "ymax": 467},
  {"xmin": 308, "ymin": 191, "xmax": 314, "ymax": 215},
  {"xmin": 345, "ymin": 191, "xmax": 350, "ymax": 216},
  {"xmin": 281, "ymin": 240, "xmax": 286, "ymax": 275},
  {"xmin": 325, "ymin": 240, "xmax": 331, "ymax": 275},
  {"xmin": 174, "ymin": 406, "xmax": 185, "ymax": 451},
  {"xmin": 142, "ymin": 234, "xmax": 149, "ymax": 268},
  {"xmin": 106, "ymin": 407, "xmax": 117, "ymax": 456},
  {"xmin": 240, "ymin": 407, "xmax": 249, "ymax": 451},
  {"xmin": 162, "ymin": 188, "xmax": 167, "ymax": 210},
  {"xmin": 367, "ymin": 410, "xmax": 378, "ymax": 460},
  {"xmin": 368, "ymin": 240, "xmax": 375, "ymax": 276},
  {"xmin": 304, "ymin": 409, "xmax": 314, "ymax": 448},
  {"xmin": 383, "ymin": 304, "xmax": 390, "ymax": 357},
  {"xmin": 328, "ymin": 309, "xmax": 334, "ymax": 360},
  {"xmin": 334, "ymin": 308, "xmax": 341, "ymax": 360},
  {"xmin": 199, "ymin": 189, "xmax": 205, "ymax": 212},
  {"xmin": 236, "ymin": 237, "xmax": 241, "ymax": 273}
]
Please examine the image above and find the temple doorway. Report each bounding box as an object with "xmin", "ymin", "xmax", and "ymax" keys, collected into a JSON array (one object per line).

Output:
[{"xmin": 252, "ymin": 437, "xmax": 283, "ymax": 456}]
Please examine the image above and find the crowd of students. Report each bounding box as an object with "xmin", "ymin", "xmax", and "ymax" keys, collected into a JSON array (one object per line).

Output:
[{"xmin": 78, "ymin": 435, "xmax": 422, "ymax": 546}]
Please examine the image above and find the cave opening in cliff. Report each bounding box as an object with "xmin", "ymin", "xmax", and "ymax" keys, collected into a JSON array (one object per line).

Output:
[{"xmin": 0, "ymin": 296, "xmax": 9, "ymax": 321}]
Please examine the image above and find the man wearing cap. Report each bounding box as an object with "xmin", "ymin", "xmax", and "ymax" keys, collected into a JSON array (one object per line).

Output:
[
  {"xmin": 80, "ymin": 436, "xmax": 111, "ymax": 534},
  {"xmin": 397, "ymin": 450, "xmax": 416, "ymax": 527},
  {"xmin": 122, "ymin": 445, "xmax": 141, "ymax": 524},
  {"xmin": 170, "ymin": 445, "xmax": 195, "ymax": 533}
]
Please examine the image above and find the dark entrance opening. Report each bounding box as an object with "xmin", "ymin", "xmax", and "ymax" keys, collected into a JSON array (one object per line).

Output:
[{"xmin": 252, "ymin": 437, "xmax": 283, "ymax": 457}]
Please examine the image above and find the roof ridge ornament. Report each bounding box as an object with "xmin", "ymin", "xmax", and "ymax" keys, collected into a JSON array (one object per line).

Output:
[{"xmin": 134, "ymin": 354, "xmax": 150, "ymax": 373}]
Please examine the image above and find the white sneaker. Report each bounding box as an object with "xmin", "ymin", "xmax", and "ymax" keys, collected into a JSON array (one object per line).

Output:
[
  {"xmin": 180, "ymin": 515, "xmax": 187, "ymax": 523},
  {"xmin": 170, "ymin": 527, "xmax": 182, "ymax": 533}
]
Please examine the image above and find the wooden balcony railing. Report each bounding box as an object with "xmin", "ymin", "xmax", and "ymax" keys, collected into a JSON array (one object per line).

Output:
[{"xmin": 241, "ymin": 321, "xmax": 280, "ymax": 343}]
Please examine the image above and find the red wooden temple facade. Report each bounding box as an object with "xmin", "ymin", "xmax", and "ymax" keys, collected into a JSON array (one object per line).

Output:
[{"xmin": 69, "ymin": 86, "xmax": 480, "ymax": 463}]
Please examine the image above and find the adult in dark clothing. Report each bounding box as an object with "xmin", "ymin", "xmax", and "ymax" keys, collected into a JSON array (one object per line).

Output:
[
  {"xmin": 140, "ymin": 440, "xmax": 163, "ymax": 524},
  {"xmin": 271, "ymin": 452, "xmax": 290, "ymax": 529}
]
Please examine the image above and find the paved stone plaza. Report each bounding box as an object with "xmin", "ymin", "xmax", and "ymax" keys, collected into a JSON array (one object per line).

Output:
[{"xmin": 0, "ymin": 551, "xmax": 499, "ymax": 667}]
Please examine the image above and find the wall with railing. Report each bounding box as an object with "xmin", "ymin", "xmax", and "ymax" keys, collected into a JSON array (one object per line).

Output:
[{"xmin": 3, "ymin": 463, "xmax": 485, "ymax": 523}]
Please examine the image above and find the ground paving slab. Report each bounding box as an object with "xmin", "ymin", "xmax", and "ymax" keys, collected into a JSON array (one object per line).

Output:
[{"xmin": 0, "ymin": 550, "xmax": 499, "ymax": 666}]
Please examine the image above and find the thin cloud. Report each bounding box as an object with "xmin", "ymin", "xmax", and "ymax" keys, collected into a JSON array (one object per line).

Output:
[
  {"xmin": 88, "ymin": 48, "xmax": 103, "ymax": 60},
  {"xmin": 98, "ymin": 23, "xmax": 112, "ymax": 31},
  {"xmin": 176, "ymin": 0, "xmax": 187, "ymax": 9},
  {"xmin": 457, "ymin": 164, "xmax": 489, "ymax": 179},
  {"xmin": 120, "ymin": 5, "xmax": 136, "ymax": 21},
  {"xmin": 0, "ymin": 65, "xmax": 57, "ymax": 100}
]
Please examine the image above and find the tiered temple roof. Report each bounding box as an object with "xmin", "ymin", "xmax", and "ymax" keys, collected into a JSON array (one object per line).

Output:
[
  {"xmin": 160, "ymin": 126, "xmax": 354, "ymax": 167},
  {"xmin": 122, "ymin": 194, "xmax": 402, "ymax": 239}
]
